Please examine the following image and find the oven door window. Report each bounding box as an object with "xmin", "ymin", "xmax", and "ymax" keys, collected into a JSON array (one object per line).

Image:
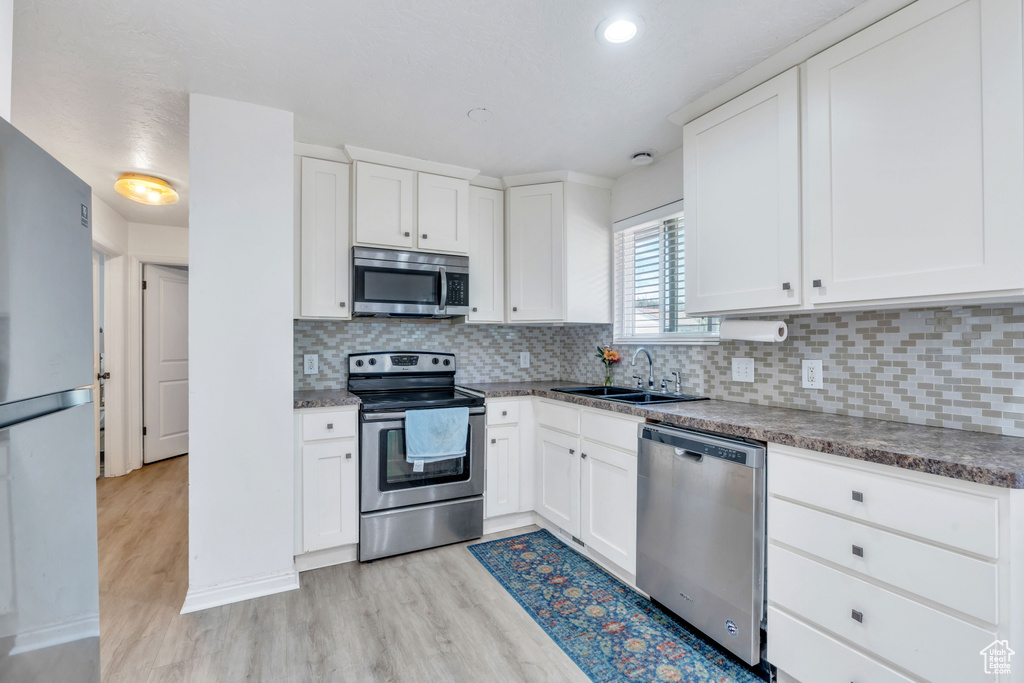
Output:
[
  {"xmin": 355, "ymin": 266, "xmax": 439, "ymax": 305},
  {"xmin": 378, "ymin": 426, "xmax": 471, "ymax": 490}
]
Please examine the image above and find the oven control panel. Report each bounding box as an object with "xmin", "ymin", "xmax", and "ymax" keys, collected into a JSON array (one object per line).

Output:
[{"xmin": 349, "ymin": 351, "xmax": 455, "ymax": 374}]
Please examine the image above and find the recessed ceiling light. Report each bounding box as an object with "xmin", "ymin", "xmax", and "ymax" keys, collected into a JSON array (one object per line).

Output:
[
  {"xmin": 631, "ymin": 150, "xmax": 656, "ymax": 166},
  {"xmin": 467, "ymin": 108, "xmax": 494, "ymax": 123},
  {"xmin": 597, "ymin": 15, "xmax": 643, "ymax": 44},
  {"xmin": 114, "ymin": 173, "xmax": 179, "ymax": 205}
]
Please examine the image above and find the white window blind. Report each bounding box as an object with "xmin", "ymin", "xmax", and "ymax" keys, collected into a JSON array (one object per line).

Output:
[{"xmin": 614, "ymin": 213, "xmax": 719, "ymax": 343}]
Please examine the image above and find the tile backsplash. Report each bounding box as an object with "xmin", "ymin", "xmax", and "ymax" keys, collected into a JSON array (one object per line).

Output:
[{"xmin": 295, "ymin": 304, "xmax": 1024, "ymax": 437}]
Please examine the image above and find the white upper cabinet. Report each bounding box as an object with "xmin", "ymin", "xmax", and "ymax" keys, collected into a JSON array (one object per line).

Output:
[
  {"xmin": 684, "ymin": 67, "xmax": 802, "ymax": 315},
  {"xmin": 507, "ymin": 182, "xmax": 565, "ymax": 322},
  {"xmin": 417, "ymin": 173, "xmax": 470, "ymax": 253},
  {"xmin": 299, "ymin": 157, "xmax": 351, "ymax": 319},
  {"xmin": 804, "ymin": 0, "xmax": 1024, "ymax": 306},
  {"xmin": 506, "ymin": 180, "xmax": 612, "ymax": 323},
  {"xmin": 467, "ymin": 186, "xmax": 505, "ymax": 323},
  {"xmin": 353, "ymin": 161, "xmax": 470, "ymax": 255},
  {"xmin": 353, "ymin": 161, "xmax": 416, "ymax": 250}
]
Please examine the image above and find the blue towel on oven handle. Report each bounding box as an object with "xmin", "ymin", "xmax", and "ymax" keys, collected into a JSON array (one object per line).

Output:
[{"xmin": 405, "ymin": 407, "xmax": 469, "ymax": 467}]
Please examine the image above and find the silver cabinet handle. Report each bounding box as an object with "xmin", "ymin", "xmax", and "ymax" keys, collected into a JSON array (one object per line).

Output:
[
  {"xmin": 472, "ymin": 307, "xmax": 478, "ymax": 312},
  {"xmin": 813, "ymin": 279, "xmax": 823, "ymax": 288},
  {"xmin": 581, "ymin": 452, "xmax": 587, "ymax": 459},
  {"xmin": 326, "ymin": 423, "xmax": 334, "ymax": 430},
  {"xmin": 345, "ymin": 452, "xmax": 352, "ymax": 459},
  {"xmin": 404, "ymin": 231, "xmax": 410, "ymax": 237},
  {"xmin": 852, "ymin": 490, "xmax": 864, "ymax": 502},
  {"xmin": 851, "ymin": 609, "xmax": 863, "ymax": 623},
  {"xmin": 422, "ymin": 233, "xmax": 428, "ymax": 239},
  {"xmin": 782, "ymin": 282, "xmax": 791, "ymax": 290},
  {"xmin": 852, "ymin": 545, "xmax": 864, "ymax": 557},
  {"xmin": 502, "ymin": 410, "xmax": 507, "ymax": 416},
  {"xmin": 512, "ymin": 306, "xmax": 518, "ymax": 312},
  {"xmin": 491, "ymin": 438, "xmax": 496, "ymax": 444},
  {"xmin": 569, "ymin": 449, "xmax": 575, "ymax": 455},
  {"xmin": 339, "ymin": 302, "xmax": 346, "ymax": 308}
]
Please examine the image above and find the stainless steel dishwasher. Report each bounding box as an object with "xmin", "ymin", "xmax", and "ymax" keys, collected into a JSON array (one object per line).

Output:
[{"xmin": 637, "ymin": 423, "xmax": 766, "ymax": 666}]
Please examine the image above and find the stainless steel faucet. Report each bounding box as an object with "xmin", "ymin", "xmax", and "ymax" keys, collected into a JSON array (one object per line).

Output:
[{"xmin": 631, "ymin": 347, "xmax": 654, "ymax": 390}]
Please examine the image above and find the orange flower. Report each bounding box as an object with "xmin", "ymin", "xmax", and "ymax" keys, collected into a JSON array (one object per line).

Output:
[{"xmin": 604, "ymin": 349, "xmax": 620, "ymax": 362}]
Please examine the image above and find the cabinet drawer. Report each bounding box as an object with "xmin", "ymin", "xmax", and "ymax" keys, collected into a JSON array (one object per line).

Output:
[
  {"xmin": 768, "ymin": 607, "xmax": 914, "ymax": 683},
  {"xmin": 769, "ymin": 545, "xmax": 996, "ymax": 683},
  {"xmin": 486, "ymin": 401, "xmax": 520, "ymax": 426},
  {"xmin": 302, "ymin": 410, "xmax": 357, "ymax": 441},
  {"xmin": 769, "ymin": 447, "xmax": 999, "ymax": 558},
  {"xmin": 769, "ymin": 497, "xmax": 998, "ymax": 623},
  {"xmin": 580, "ymin": 410, "xmax": 640, "ymax": 453},
  {"xmin": 535, "ymin": 400, "xmax": 580, "ymax": 435}
]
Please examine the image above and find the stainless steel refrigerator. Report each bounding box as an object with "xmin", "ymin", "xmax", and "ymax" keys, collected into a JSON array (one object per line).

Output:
[{"xmin": 0, "ymin": 116, "xmax": 100, "ymax": 682}]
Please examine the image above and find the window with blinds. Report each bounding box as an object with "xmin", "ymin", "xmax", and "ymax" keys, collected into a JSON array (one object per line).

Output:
[{"xmin": 613, "ymin": 213, "xmax": 719, "ymax": 343}]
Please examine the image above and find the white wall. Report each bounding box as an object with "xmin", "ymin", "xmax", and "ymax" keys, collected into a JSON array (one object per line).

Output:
[
  {"xmin": 1, "ymin": 0, "xmax": 11, "ymax": 121},
  {"xmin": 611, "ymin": 147, "xmax": 684, "ymax": 223},
  {"xmin": 184, "ymin": 94, "xmax": 296, "ymax": 611}
]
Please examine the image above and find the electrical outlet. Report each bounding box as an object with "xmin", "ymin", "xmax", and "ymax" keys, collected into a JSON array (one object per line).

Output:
[
  {"xmin": 732, "ymin": 357, "xmax": 755, "ymax": 383},
  {"xmin": 520, "ymin": 351, "xmax": 530, "ymax": 368},
  {"xmin": 802, "ymin": 359, "xmax": 823, "ymax": 389},
  {"xmin": 303, "ymin": 354, "xmax": 319, "ymax": 375}
]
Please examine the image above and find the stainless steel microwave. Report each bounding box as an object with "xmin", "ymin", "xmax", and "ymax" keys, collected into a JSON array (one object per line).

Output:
[{"xmin": 352, "ymin": 247, "xmax": 469, "ymax": 318}]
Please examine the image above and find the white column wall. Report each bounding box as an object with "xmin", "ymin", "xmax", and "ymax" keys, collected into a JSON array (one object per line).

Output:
[
  {"xmin": 1, "ymin": 0, "xmax": 11, "ymax": 121},
  {"xmin": 184, "ymin": 94, "xmax": 296, "ymax": 611}
]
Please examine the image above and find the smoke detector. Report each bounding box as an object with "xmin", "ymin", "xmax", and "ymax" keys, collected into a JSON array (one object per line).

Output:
[{"xmin": 630, "ymin": 150, "xmax": 656, "ymax": 166}]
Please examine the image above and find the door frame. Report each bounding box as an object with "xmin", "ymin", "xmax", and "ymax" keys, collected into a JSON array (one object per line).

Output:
[
  {"xmin": 91, "ymin": 234, "xmax": 127, "ymax": 477},
  {"xmin": 129, "ymin": 254, "xmax": 188, "ymax": 472}
]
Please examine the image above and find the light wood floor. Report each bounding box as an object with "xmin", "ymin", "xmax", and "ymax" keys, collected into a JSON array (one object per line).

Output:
[{"xmin": 96, "ymin": 456, "xmax": 589, "ymax": 682}]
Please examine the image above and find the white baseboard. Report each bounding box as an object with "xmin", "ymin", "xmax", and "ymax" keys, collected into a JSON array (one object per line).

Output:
[
  {"xmin": 9, "ymin": 614, "xmax": 100, "ymax": 655},
  {"xmin": 180, "ymin": 568, "xmax": 299, "ymax": 614},
  {"xmin": 295, "ymin": 544, "xmax": 358, "ymax": 572},
  {"xmin": 483, "ymin": 511, "xmax": 540, "ymax": 535}
]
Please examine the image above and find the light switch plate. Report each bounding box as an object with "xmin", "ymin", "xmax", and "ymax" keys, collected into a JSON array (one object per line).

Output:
[
  {"xmin": 732, "ymin": 357, "xmax": 755, "ymax": 383},
  {"xmin": 802, "ymin": 359, "xmax": 823, "ymax": 389},
  {"xmin": 303, "ymin": 354, "xmax": 319, "ymax": 375}
]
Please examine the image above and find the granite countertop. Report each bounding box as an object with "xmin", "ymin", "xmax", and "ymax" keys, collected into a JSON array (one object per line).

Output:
[
  {"xmin": 293, "ymin": 389, "xmax": 361, "ymax": 409},
  {"xmin": 459, "ymin": 381, "xmax": 1024, "ymax": 490}
]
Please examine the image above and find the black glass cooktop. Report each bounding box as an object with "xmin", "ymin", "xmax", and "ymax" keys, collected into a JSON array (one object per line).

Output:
[{"xmin": 355, "ymin": 389, "xmax": 484, "ymax": 412}]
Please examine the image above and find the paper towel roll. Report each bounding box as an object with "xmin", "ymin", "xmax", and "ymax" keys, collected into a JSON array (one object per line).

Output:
[{"xmin": 719, "ymin": 320, "xmax": 788, "ymax": 343}]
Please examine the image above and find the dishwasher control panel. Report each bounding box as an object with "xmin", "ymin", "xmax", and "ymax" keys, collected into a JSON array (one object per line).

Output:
[{"xmin": 640, "ymin": 425, "xmax": 765, "ymax": 469}]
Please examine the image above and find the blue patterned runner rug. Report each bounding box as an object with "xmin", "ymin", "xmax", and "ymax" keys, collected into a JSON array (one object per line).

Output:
[{"xmin": 468, "ymin": 529, "xmax": 764, "ymax": 683}]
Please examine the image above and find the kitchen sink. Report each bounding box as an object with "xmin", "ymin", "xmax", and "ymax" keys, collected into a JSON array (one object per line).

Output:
[{"xmin": 552, "ymin": 386, "xmax": 708, "ymax": 405}]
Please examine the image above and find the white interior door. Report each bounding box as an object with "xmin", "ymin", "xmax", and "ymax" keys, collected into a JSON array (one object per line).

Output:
[{"xmin": 143, "ymin": 264, "xmax": 189, "ymax": 464}]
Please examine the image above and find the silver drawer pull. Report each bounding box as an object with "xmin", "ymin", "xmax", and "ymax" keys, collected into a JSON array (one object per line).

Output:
[
  {"xmin": 422, "ymin": 233, "xmax": 428, "ymax": 239},
  {"xmin": 512, "ymin": 306, "xmax": 518, "ymax": 312},
  {"xmin": 404, "ymin": 231, "xmax": 410, "ymax": 237},
  {"xmin": 345, "ymin": 453, "xmax": 352, "ymax": 459},
  {"xmin": 782, "ymin": 282, "xmax": 791, "ymax": 290},
  {"xmin": 813, "ymin": 279, "xmax": 823, "ymax": 287},
  {"xmin": 326, "ymin": 423, "xmax": 334, "ymax": 430},
  {"xmin": 490, "ymin": 438, "xmax": 496, "ymax": 444},
  {"xmin": 569, "ymin": 449, "xmax": 575, "ymax": 455},
  {"xmin": 851, "ymin": 609, "xmax": 863, "ymax": 623},
  {"xmin": 852, "ymin": 545, "xmax": 864, "ymax": 557},
  {"xmin": 502, "ymin": 410, "xmax": 508, "ymax": 416},
  {"xmin": 852, "ymin": 490, "xmax": 864, "ymax": 502},
  {"xmin": 581, "ymin": 452, "xmax": 587, "ymax": 459},
  {"xmin": 472, "ymin": 307, "xmax": 478, "ymax": 312},
  {"xmin": 339, "ymin": 302, "xmax": 346, "ymax": 308}
]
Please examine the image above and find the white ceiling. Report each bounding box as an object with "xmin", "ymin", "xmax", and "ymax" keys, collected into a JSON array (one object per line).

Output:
[{"xmin": 11, "ymin": 0, "xmax": 868, "ymax": 227}]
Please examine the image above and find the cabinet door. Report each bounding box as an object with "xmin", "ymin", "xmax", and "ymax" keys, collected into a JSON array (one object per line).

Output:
[
  {"xmin": 300, "ymin": 158, "xmax": 351, "ymax": 318},
  {"xmin": 467, "ymin": 186, "xmax": 505, "ymax": 323},
  {"xmin": 580, "ymin": 440, "xmax": 637, "ymax": 574},
  {"xmin": 485, "ymin": 425, "xmax": 520, "ymax": 518},
  {"xmin": 507, "ymin": 183, "xmax": 564, "ymax": 321},
  {"xmin": 302, "ymin": 438, "xmax": 359, "ymax": 552},
  {"xmin": 535, "ymin": 426, "xmax": 580, "ymax": 536},
  {"xmin": 683, "ymin": 67, "xmax": 801, "ymax": 314},
  {"xmin": 354, "ymin": 162, "xmax": 416, "ymax": 249},
  {"xmin": 804, "ymin": 0, "xmax": 1024, "ymax": 305},
  {"xmin": 417, "ymin": 173, "xmax": 469, "ymax": 254}
]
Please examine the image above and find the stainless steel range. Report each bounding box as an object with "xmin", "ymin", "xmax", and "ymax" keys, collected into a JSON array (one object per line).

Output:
[{"xmin": 349, "ymin": 351, "xmax": 485, "ymax": 561}]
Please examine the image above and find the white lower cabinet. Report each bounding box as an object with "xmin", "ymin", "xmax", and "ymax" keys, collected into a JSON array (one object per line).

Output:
[
  {"xmin": 536, "ymin": 426, "xmax": 582, "ymax": 536},
  {"xmin": 295, "ymin": 406, "xmax": 360, "ymax": 559},
  {"xmin": 485, "ymin": 425, "xmax": 520, "ymax": 518},
  {"xmin": 767, "ymin": 443, "xmax": 1020, "ymax": 683},
  {"xmin": 580, "ymin": 439, "xmax": 637, "ymax": 574}
]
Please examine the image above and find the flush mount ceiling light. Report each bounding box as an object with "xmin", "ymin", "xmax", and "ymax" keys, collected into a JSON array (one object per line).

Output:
[
  {"xmin": 467, "ymin": 108, "xmax": 494, "ymax": 123},
  {"xmin": 114, "ymin": 173, "xmax": 179, "ymax": 205},
  {"xmin": 631, "ymin": 150, "xmax": 656, "ymax": 166},
  {"xmin": 597, "ymin": 15, "xmax": 643, "ymax": 44}
]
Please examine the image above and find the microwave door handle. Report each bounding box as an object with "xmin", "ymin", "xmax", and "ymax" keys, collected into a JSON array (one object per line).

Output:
[{"xmin": 438, "ymin": 266, "xmax": 447, "ymax": 311}]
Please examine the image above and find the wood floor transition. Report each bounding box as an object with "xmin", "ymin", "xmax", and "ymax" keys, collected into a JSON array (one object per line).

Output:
[{"xmin": 96, "ymin": 455, "xmax": 588, "ymax": 682}]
